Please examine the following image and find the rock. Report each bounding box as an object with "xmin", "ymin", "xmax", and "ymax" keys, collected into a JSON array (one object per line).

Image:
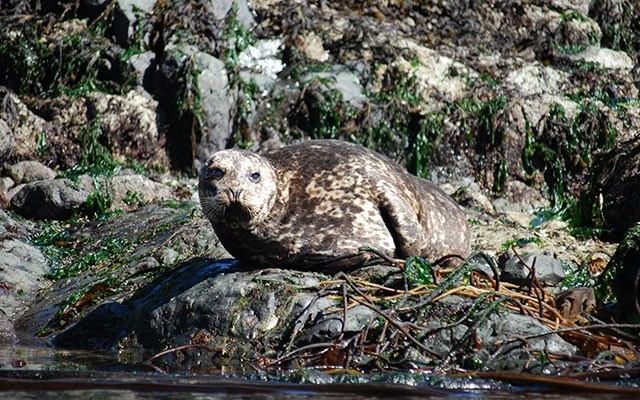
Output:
[
  {"xmin": 158, "ymin": 248, "xmax": 180, "ymax": 265},
  {"xmin": 9, "ymin": 176, "xmax": 94, "ymax": 220},
  {"xmin": 108, "ymin": 173, "xmax": 176, "ymax": 209},
  {"xmin": 52, "ymin": 259, "xmax": 238, "ymax": 349},
  {"xmin": 235, "ymin": 39, "xmax": 288, "ymax": 145},
  {"xmin": 5, "ymin": 161, "xmax": 56, "ymax": 184},
  {"xmin": 0, "ymin": 119, "xmax": 13, "ymax": 164},
  {"xmin": 0, "ymin": 177, "xmax": 14, "ymax": 208},
  {"xmin": 50, "ymin": 257, "xmax": 577, "ymax": 373},
  {"xmin": 0, "ymin": 91, "xmax": 54, "ymax": 164},
  {"xmin": 500, "ymin": 252, "xmax": 566, "ymax": 286},
  {"xmin": 9, "ymin": 173, "xmax": 176, "ymax": 220},
  {"xmin": 611, "ymin": 223, "xmax": 640, "ymax": 323},
  {"xmin": 303, "ymin": 65, "xmax": 367, "ymax": 108},
  {"xmin": 554, "ymin": 15, "xmax": 602, "ymax": 49},
  {"xmin": 551, "ymin": 0, "xmax": 590, "ymax": 15},
  {"xmin": 0, "ymin": 209, "xmax": 50, "ymax": 343},
  {"xmin": 472, "ymin": 313, "xmax": 576, "ymax": 372},
  {"xmin": 566, "ymin": 46, "xmax": 635, "ymax": 71},
  {"xmin": 0, "ymin": 90, "xmax": 170, "ymax": 171},
  {"xmin": 0, "ymin": 313, "xmax": 17, "ymax": 345},
  {"xmin": 453, "ymin": 183, "xmax": 495, "ymax": 214},
  {"xmin": 112, "ymin": 0, "xmax": 156, "ymax": 47},
  {"xmin": 300, "ymin": 303, "xmax": 376, "ymax": 344},
  {"xmin": 128, "ymin": 51, "xmax": 155, "ymax": 89},
  {"xmin": 53, "ymin": 302, "xmax": 132, "ymax": 349},
  {"xmin": 582, "ymin": 136, "xmax": 640, "ymax": 237},
  {"xmin": 4, "ymin": 182, "xmax": 21, "ymax": 206},
  {"xmin": 0, "ymin": 239, "xmax": 50, "ymax": 315},
  {"xmin": 555, "ymin": 288, "xmax": 596, "ymax": 323},
  {"xmin": 503, "ymin": 64, "xmax": 569, "ymax": 97},
  {"xmin": 156, "ymin": 45, "xmax": 236, "ymax": 169},
  {"xmin": 525, "ymin": 5, "xmax": 601, "ymax": 51},
  {"xmin": 291, "ymin": 66, "xmax": 370, "ymax": 141},
  {"xmin": 86, "ymin": 91, "xmax": 169, "ymax": 167},
  {"xmin": 61, "ymin": 264, "xmax": 266, "ymax": 349},
  {"xmin": 296, "ymin": 32, "xmax": 330, "ymax": 62},
  {"xmin": 492, "ymin": 181, "xmax": 550, "ymax": 213},
  {"xmin": 238, "ymin": 39, "xmax": 284, "ymax": 81},
  {"xmin": 16, "ymin": 203, "xmax": 228, "ymax": 341},
  {"xmin": 193, "ymin": 51, "xmax": 237, "ymax": 166},
  {"xmin": 420, "ymin": 295, "xmax": 576, "ymax": 372},
  {"xmin": 391, "ymin": 39, "xmax": 474, "ymax": 111},
  {"xmin": 210, "ymin": 0, "xmax": 254, "ymax": 28}
]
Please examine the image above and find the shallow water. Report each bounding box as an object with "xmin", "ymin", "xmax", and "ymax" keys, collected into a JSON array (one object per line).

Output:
[{"xmin": 1, "ymin": 345, "xmax": 638, "ymax": 399}]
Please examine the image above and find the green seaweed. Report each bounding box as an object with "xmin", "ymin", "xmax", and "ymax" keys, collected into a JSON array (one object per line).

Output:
[
  {"xmin": 522, "ymin": 101, "xmax": 617, "ymax": 209},
  {"xmin": 60, "ymin": 118, "xmax": 121, "ymax": 179},
  {"xmin": 591, "ymin": 0, "xmax": 640, "ymax": 57},
  {"xmin": 222, "ymin": 6, "xmax": 253, "ymax": 72},
  {"xmin": 404, "ymin": 257, "xmax": 435, "ymax": 286},
  {"xmin": 406, "ymin": 113, "xmax": 443, "ymax": 179}
]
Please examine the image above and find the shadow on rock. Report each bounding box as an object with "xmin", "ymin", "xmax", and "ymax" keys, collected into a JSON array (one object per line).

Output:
[{"xmin": 52, "ymin": 258, "xmax": 237, "ymax": 349}]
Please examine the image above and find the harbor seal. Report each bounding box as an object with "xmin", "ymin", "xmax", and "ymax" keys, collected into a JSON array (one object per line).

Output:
[{"xmin": 199, "ymin": 139, "xmax": 470, "ymax": 270}]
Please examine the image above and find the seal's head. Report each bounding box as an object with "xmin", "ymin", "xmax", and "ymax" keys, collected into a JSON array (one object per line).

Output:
[{"xmin": 198, "ymin": 150, "xmax": 278, "ymax": 226}]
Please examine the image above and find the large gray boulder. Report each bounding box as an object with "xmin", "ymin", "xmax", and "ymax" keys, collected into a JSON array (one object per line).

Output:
[
  {"xmin": 9, "ymin": 176, "xmax": 95, "ymax": 220},
  {"xmin": 193, "ymin": 51, "xmax": 237, "ymax": 166},
  {"xmin": 156, "ymin": 45, "xmax": 237, "ymax": 169}
]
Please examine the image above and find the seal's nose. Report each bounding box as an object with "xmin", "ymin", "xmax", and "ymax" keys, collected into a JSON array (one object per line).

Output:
[{"xmin": 228, "ymin": 188, "xmax": 242, "ymax": 202}]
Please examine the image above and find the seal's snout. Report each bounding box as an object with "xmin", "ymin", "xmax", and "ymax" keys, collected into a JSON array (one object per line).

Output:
[{"xmin": 228, "ymin": 188, "xmax": 242, "ymax": 202}]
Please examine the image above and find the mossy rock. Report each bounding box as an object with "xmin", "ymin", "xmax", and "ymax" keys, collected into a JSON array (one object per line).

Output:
[{"xmin": 580, "ymin": 136, "xmax": 640, "ymax": 238}]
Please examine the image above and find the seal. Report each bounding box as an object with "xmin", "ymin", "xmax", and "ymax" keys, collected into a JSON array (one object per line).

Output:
[{"xmin": 199, "ymin": 139, "xmax": 470, "ymax": 270}]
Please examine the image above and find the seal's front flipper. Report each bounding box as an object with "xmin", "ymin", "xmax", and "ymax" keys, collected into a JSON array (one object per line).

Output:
[{"xmin": 378, "ymin": 195, "xmax": 426, "ymax": 259}]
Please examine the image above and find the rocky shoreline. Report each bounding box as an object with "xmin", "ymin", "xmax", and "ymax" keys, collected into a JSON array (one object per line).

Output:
[{"xmin": 0, "ymin": 0, "xmax": 639, "ymax": 379}]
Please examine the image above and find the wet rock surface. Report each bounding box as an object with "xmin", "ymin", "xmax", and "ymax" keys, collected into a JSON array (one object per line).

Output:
[
  {"xmin": 0, "ymin": 210, "xmax": 49, "ymax": 344},
  {"xmin": 500, "ymin": 251, "xmax": 566, "ymax": 286},
  {"xmin": 51, "ymin": 260, "xmax": 578, "ymax": 373},
  {"xmin": 13, "ymin": 201, "xmax": 229, "ymax": 343}
]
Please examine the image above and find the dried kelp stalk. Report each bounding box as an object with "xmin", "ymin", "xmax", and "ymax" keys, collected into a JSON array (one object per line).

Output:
[{"xmin": 265, "ymin": 251, "xmax": 640, "ymax": 374}]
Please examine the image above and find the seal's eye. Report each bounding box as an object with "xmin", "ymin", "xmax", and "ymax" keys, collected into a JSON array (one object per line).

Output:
[
  {"xmin": 249, "ymin": 172, "xmax": 261, "ymax": 182},
  {"xmin": 209, "ymin": 168, "xmax": 224, "ymax": 180}
]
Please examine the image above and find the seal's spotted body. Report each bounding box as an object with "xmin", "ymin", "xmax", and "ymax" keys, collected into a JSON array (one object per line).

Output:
[{"xmin": 199, "ymin": 140, "xmax": 470, "ymax": 270}]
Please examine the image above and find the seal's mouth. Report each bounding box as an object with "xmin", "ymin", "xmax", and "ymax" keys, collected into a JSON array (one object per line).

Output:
[{"xmin": 223, "ymin": 202, "xmax": 253, "ymax": 221}]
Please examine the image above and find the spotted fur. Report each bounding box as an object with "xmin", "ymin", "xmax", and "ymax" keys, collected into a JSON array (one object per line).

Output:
[{"xmin": 198, "ymin": 139, "xmax": 470, "ymax": 270}]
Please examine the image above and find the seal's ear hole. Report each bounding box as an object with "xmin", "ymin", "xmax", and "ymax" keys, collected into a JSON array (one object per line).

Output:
[
  {"xmin": 210, "ymin": 168, "xmax": 225, "ymax": 180},
  {"xmin": 249, "ymin": 172, "xmax": 261, "ymax": 183}
]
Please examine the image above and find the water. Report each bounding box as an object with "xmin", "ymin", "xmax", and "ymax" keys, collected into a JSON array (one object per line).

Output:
[{"xmin": 1, "ymin": 345, "xmax": 638, "ymax": 399}]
